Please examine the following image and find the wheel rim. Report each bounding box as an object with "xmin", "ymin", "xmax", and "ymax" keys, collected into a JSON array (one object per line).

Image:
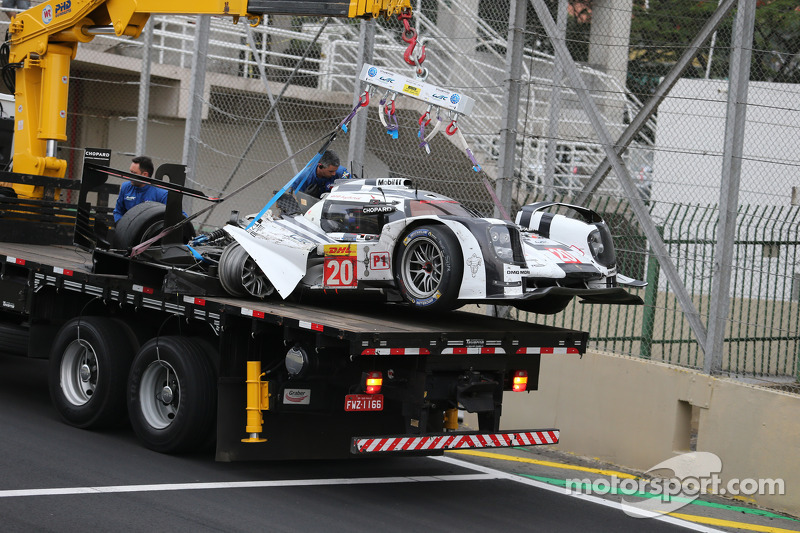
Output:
[
  {"xmin": 241, "ymin": 255, "xmax": 274, "ymax": 298},
  {"xmin": 401, "ymin": 237, "xmax": 444, "ymax": 299},
  {"xmin": 139, "ymin": 360, "xmax": 181, "ymax": 430},
  {"xmin": 60, "ymin": 339, "xmax": 98, "ymax": 406}
]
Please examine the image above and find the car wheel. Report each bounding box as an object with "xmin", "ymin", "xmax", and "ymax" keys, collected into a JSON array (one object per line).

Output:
[
  {"xmin": 218, "ymin": 242, "xmax": 274, "ymax": 298},
  {"xmin": 48, "ymin": 317, "xmax": 137, "ymax": 428},
  {"xmin": 513, "ymin": 295, "xmax": 574, "ymax": 315},
  {"xmin": 127, "ymin": 336, "xmax": 217, "ymax": 454},
  {"xmin": 113, "ymin": 201, "xmax": 195, "ymax": 249},
  {"xmin": 396, "ymin": 225, "xmax": 463, "ymax": 311}
]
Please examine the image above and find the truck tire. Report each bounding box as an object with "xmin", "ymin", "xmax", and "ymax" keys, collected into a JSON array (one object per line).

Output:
[
  {"xmin": 48, "ymin": 317, "xmax": 137, "ymax": 429},
  {"xmin": 395, "ymin": 225, "xmax": 463, "ymax": 312},
  {"xmin": 112, "ymin": 201, "xmax": 195, "ymax": 249},
  {"xmin": 218, "ymin": 242, "xmax": 274, "ymax": 298},
  {"xmin": 127, "ymin": 336, "xmax": 217, "ymax": 454}
]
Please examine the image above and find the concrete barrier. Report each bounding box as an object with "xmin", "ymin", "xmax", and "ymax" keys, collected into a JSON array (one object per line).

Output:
[{"xmin": 497, "ymin": 350, "xmax": 800, "ymax": 516}]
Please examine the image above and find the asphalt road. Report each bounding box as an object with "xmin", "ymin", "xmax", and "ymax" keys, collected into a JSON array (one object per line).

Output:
[{"xmin": 1, "ymin": 352, "xmax": 795, "ymax": 533}]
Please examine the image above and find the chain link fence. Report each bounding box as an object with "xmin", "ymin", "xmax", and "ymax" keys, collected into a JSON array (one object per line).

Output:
[{"xmin": 1, "ymin": 1, "xmax": 798, "ymax": 387}]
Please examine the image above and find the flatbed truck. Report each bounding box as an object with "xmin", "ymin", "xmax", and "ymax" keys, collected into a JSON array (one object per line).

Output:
[
  {"xmin": 0, "ymin": 0, "xmax": 589, "ymax": 461},
  {"xmin": 0, "ymin": 227, "xmax": 586, "ymax": 460}
]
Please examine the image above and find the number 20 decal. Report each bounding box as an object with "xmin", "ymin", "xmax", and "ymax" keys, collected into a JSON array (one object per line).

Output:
[
  {"xmin": 324, "ymin": 256, "xmax": 357, "ymax": 288},
  {"xmin": 547, "ymin": 247, "xmax": 581, "ymax": 263}
]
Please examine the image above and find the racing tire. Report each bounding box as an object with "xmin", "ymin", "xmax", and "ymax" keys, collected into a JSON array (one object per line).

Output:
[
  {"xmin": 218, "ymin": 242, "xmax": 274, "ymax": 298},
  {"xmin": 396, "ymin": 225, "xmax": 463, "ymax": 312},
  {"xmin": 127, "ymin": 336, "xmax": 217, "ymax": 454},
  {"xmin": 48, "ymin": 317, "xmax": 137, "ymax": 429},
  {"xmin": 113, "ymin": 201, "xmax": 195, "ymax": 249},
  {"xmin": 513, "ymin": 295, "xmax": 574, "ymax": 315}
]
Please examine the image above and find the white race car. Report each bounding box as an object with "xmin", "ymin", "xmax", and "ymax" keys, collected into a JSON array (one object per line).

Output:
[{"xmin": 216, "ymin": 178, "xmax": 644, "ymax": 313}]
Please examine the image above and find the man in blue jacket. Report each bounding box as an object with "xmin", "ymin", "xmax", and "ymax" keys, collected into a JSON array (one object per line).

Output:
[
  {"xmin": 113, "ymin": 155, "xmax": 168, "ymax": 223},
  {"xmin": 296, "ymin": 150, "xmax": 350, "ymax": 198}
]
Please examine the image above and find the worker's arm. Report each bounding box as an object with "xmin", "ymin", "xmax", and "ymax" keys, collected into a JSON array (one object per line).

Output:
[{"xmin": 113, "ymin": 182, "xmax": 131, "ymax": 223}]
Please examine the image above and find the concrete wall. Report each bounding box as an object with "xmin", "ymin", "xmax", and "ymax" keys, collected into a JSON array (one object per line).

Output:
[{"xmin": 497, "ymin": 350, "xmax": 800, "ymax": 516}]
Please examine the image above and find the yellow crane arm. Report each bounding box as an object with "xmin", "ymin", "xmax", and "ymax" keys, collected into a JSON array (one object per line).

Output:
[{"xmin": 6, "ymin": 0, "xmax": 411, "ymax": 195}]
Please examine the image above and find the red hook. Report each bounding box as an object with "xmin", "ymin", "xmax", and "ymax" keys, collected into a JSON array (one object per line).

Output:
[
  {"xmin": 384, "ymin": 99, "xmax": 396, "ymax": 116},
  {"xmin": 399, "ymin": 12, "xmax": 425, "ymax": 67},
  {"xmin": 359, "ymin": 91, "xmax": 370, "ymax": 107},
  {"xmin": 404, "ymin": 38, "xmax": 426, "ymax": 67},
  {"xmin": 419, "ymin": 111, "xmax": 431, "ymax": 127},
  {"xmin": 446, "ymin": 121, "xmax": 459, "ymax": 136}
]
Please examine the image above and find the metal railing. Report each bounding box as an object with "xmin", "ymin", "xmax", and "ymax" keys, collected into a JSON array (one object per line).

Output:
[
  {"xmin": 512, "ymin": 198, "xmax": 800, "ymax": 383},
  {"xmin": 0, "ymin": 10, "xmax": 655, "ymax": 198}
]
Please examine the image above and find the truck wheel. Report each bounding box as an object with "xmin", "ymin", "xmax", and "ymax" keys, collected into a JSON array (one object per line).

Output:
[
  {"xmin": 396, "ymin": 225, "xmax": 463, "ymax": 311},
  {"xmin": 113, "ymin": 201, "xmax": 195, "ymax": 249},
  {"xmin": 48, "ymin": 317, "xmax": 136, "ymax": 429},
  {"xmin": 127, "ymin": 336, "xmax": 217, "ymax": 454},
  {"xmin": 513, "ymin": 295, "xmax": 574, "ymax": 315},
  {"xmin": 218, "ymin": 242, "xmax": 274, "ymax": 298}
]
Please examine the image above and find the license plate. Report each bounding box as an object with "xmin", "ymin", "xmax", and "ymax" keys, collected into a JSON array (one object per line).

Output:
[{"xmin": 344, "ymin": 394, "xmax": 383, "ymax": 412}]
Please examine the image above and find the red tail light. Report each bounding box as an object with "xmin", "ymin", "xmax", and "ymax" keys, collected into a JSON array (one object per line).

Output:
[
  {"xmin": 512, "ymin": 370, "xmax": 528, "ymax": 392},
  {"xmin": 363, "ymin": 371, "xmax": 383, "ymax": 394}
]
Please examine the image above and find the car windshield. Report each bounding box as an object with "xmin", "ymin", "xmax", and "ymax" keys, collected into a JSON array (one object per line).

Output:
[
  {"xmin": 408, "ymin": 199, "xmax": 472, "ymax": 218},
  {"xmin": 321, "ymin": 201, "xmax": 403, "ymax": 234}
]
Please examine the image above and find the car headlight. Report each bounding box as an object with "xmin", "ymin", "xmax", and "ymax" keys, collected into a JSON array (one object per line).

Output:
[
  {"xmin": 588, "ymin": 224, "xmax": 616, "ymax": 267},
  {"xmin": 489, "ymin": 225, "xmax": 514, "ymax": 263},
  {"xmin": 588, "ymin": 230, "xmax": 604, "ymax": 256}
]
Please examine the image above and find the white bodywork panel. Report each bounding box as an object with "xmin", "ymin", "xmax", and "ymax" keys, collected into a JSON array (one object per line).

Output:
[
  {"xmin": 224, "ymin": 225, "xmax": 312, "ymax": 299},
  {"xmin": 439, "ymin": 219, "xmax": 486, "ymax": 299}
]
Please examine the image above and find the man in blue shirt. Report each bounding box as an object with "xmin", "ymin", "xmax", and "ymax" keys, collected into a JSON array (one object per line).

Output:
[
  {"xmin": 296, "ymin": 150, "xmax": 350, "ymax": 198},
  {"xmin": 113, "ymin": 155, "xmax": 168, "ymax": 223}
]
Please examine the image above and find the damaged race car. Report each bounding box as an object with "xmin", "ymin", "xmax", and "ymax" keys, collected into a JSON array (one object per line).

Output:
[{"xmin": 208, "ymin": 177, "xmax": 644, "ymax": 313}]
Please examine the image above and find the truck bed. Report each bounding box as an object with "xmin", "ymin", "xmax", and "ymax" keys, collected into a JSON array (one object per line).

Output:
[{"xmin": 0, "ymin": 242, "xmax": 587, "ymax": 352}]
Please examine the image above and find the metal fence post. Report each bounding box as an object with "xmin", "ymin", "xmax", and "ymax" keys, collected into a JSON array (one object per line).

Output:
[
  {"xmin": 135, "ymin": 18, "xmax": 154, "ymax": 156},
  {"xmin": 182, "ymin": 15, "xmax": 211, "ymax": 218},
  {"xmin": 347, "ymin": 19, "xmax": 375, "ymax": 174},
  {"xmin": 705, "ymin": 0, "xmax": 756, "ymax": 374},
  {"xmin": 641, "ymin": 225, "xmax": 664, "ymax": 359},
  {"xmin": 495, "ymin": 0, "xmax": 526, "ymax": 218},
  {"xmin": 543, "ymin": 0, "xmax": 567, "ymax": 202}
]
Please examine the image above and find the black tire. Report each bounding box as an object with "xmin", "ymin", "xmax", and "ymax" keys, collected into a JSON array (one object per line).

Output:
[
  {"xmin": 218, "ymin": 242, "xmax": 274, "ymax": 298},
  {"xmin": 127, "ymin": 336, "xmax": 217, "ymax": 454},
  {"xmin": 395, "ymin": 225, "xmax": 463, "ymax": 311},
  {"xmin": 0, "ymin": 322, "xmax": 28, "ymax": 355},
  {"xmin": 48, "ymin": 317, "xmax": 137, "ymax": 429},
  {"xmin": 513, "ymin": 295, "xmax": 574, "ymax": 315},
  {"xmin": 113, "ymin": 201, "xmax": 195, "ymax": 249}
]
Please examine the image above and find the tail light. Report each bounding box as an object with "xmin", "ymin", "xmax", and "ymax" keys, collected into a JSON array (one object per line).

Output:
[
  {"xmin": 512, "ymin": 370, "xmax": 528, "ymax": 392},
  {"xmin": 362, "ymin": 371, "xmax": 383, "ymax": 394}
]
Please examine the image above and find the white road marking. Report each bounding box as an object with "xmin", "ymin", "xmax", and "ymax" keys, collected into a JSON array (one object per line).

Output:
[
  {"xmin": 0, "ymin": 473, "xmax": 497, "ymax": 498},
  {"xmin": 0, "ymin": 456, "xmax": 727, "ymax": 532},
  {"xmin": 433, "ymin": 456, "xmax": 726, "ymax": 533}
]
